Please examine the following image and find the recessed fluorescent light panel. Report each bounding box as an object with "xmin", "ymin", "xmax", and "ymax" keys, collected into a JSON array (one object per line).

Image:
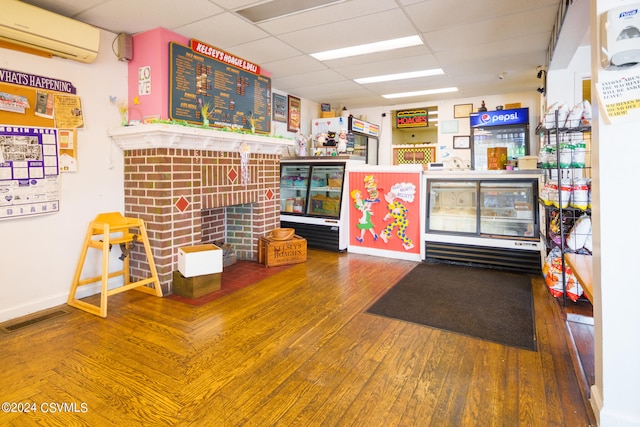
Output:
[
  {"xmin": 311, "ymin": 35, "xmax": 423, "ymax": 61},
  {"xmin": 382, "ymin": 87, "xmax": 458, "ymax": 99},
  {"xmin": 355, "ymin": 69, "xmax": 444, "ymax": 84},
  {"xmin": 237, "ymin": 0, "xmax": 346, "ymax": 23}
]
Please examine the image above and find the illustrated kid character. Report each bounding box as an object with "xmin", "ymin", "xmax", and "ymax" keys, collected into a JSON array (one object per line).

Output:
[
  {"xmin": 381, "ymin": 190, "xmax": 414, "ymax": 250},
  {"xmin": 350, "ymin": 189, "xmax": 378, "ymax": 243},
  {"xmin": 337, "ymin": 129, "xmax": 348, "ymax": 154},
  {"xmin": 295, "ymin": 133, "xmax": 308, "ymax": 157}
]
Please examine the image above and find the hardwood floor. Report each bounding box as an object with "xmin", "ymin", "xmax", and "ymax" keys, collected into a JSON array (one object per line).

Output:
[{"xmin": 1, "ymin": 249, "xmax": 597, "ymax": 426}]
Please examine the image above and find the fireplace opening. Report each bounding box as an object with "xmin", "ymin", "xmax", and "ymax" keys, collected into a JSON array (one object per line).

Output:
[{"xmin": 202, "ymin": 203, "xmax": 255, "ymax": 261}]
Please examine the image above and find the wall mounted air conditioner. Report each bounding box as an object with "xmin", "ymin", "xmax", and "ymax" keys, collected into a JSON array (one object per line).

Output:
[{"xmin": 0, "ymin": 0, "xmax": 100, "ymax": 63}]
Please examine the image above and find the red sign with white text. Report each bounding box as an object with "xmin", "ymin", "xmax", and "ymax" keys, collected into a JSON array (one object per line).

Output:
[{"xmin": 190, "ymin": 39, "xmax": 261, "ymax": 75}]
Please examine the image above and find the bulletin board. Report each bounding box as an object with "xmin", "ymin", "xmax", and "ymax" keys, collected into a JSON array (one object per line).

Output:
[
  {"xmin": 0, "ymin": 68, "xmax": 83, "ymax": 220},
  {"xmin": 0, "ymin": 82, "xmax": 55, "ymax": 127}
]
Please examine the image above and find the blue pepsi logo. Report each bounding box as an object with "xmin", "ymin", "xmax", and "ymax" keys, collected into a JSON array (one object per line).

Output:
[{"xmin": 619, "ymin": 9, "xmax": 638, "ymax": 18}]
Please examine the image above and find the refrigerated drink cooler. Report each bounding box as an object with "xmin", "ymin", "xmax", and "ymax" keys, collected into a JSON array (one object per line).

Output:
[
  {"xmin": 280, "ymin": 159, "xmax": 363, "ymax": 251},
  {"xmin": 470, "ymin": 108, "xmax": 530, "ymax": 171},
  {"xmin": 423, "ymin": 171, "xmax": 544, "ymax": 275}
]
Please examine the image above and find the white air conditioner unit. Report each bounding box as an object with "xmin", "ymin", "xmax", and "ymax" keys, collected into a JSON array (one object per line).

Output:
[{"xmin": 0, "ymin": 0, "xmax": 100, "ymax": 63}]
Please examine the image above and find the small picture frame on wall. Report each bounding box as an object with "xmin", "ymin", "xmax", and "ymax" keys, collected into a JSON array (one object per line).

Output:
[
  {"xmin": 287, "ymin": 95, "xmax": 301, "ymax": 132},
  {"xmin": 453, "ymin": 135, "xmax": 470, "ymax": 149},
  {"xmin": 272, "ymin": 93, "xmax": 287, "ymax": 123},
  {"xmin": 454, "ymin": 103, "xmax": 473, "ymax": 118}
]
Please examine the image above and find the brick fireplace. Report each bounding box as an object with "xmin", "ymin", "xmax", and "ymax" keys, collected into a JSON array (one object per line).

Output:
[{"xmin": 109, "ymin": 124, "xmax": 293, "ymax": 294}]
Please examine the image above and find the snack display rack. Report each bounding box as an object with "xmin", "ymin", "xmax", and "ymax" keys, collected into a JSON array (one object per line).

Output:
[{"xmin": 538, "ymin": 108, "xmax": 592, "ymax": 305}]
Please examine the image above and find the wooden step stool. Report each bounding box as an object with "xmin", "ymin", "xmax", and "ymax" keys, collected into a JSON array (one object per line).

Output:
[{"xmin": 68, "ymin": 212, "xmax": 163, "ymax": 318}]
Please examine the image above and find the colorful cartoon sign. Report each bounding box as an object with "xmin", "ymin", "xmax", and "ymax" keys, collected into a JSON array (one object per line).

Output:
[{"xmin": 348, "ymin": 167, "xmax": 422, "ymax": 261}]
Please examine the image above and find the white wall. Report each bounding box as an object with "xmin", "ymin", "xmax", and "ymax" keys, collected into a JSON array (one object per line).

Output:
[
  {"xmin": 0, "ymin": 30, "xmax": 128, "ymax": 322},
  {"xmin": 349, "ymin": 92, "xmax": 540, "ymax": 167},
  {"xmin": 590, "ymin": 1, "xmax": 640, "ymax": 425}
]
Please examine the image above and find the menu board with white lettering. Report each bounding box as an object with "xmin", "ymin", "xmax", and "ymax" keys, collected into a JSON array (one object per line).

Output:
[{"xmin": 169, "ymin": 41, "xmax": 271, "ymax": 133}]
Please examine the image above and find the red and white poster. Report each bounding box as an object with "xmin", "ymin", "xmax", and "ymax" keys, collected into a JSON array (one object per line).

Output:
[{"xmin": 348, "ymin": 165, "xmax": 423, "ymax": 261}]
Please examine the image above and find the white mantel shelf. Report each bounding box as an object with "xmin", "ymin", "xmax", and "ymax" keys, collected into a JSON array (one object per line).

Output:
[{"xmin": 108, "ymin": 124, "xmax": 295, "ymax": 155}]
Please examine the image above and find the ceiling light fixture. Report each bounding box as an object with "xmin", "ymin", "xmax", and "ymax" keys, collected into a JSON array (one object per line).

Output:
[
  {"xmin": 237, "ymin": 0, "xmax": 347, "ymax": 23},
  {"xmin": 311, "ymin": 35, "xmax": 423, "ymax": 61},
  {"xmin": 382, "ymin": 87, "xmax": 458, "ymax": 99},
  {"xmin": 354, "ymin": 69, "xmax": 444, "ymax": 84}
]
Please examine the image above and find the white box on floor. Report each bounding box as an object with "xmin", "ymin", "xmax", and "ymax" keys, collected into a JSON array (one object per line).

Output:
[{"xmin": 178, "ymin": 244, "xmax": 223, "ymax": 277}]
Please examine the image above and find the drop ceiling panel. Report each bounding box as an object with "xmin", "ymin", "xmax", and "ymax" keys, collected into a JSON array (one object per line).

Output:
[
  {"xmin": 261, "ymin": 55, "xmax": 329, "ymax": 79},
  {"xmin": 333, "ymin": 54, "xmax": 442, "ymax": 80},
  {"xmin": 407, "ymin": 0, "xmax": 558, "ymax": 32},
  {"xmin": 277, "ymin": 9, "xmax": 418, "ymax": 54},
  {"xmin": 356, "ymin": 74, "xmax": 455, "ymax": 94},
  {"xmin": 75, "ymin": 0, "xmax": 224, "ymax": 35},
  {"xmin": 424, "ymin": 7, "xmax": 558, "ymax": 53},
  {"xmin": 289, "ymin": 80, "xmax": 380, "ymax": 102},
  {"xmin": 19, "ymin": 0, "xmax": 104, "ymax": 17},
  {"xmin": 227, "ymin": 37, "xmax": 303, "ymax": 65},
  {"xmin": 255, "ymin": 0, "xmax": 399, "ymax": 35},
  {"xmin": 175, "ymin": 12, "xmax": 269, "ymax": 48},
  {"xmin": 317, "ymin": 44, "xmax": 434, "ymax": 70},
  {"xmin": 210, "ymin": 0, "xmax": 257, "ymax": 9},
  {"xmin": 271, "ymin": 69, "xmax": 349, "ymax": 90},
  {"xmin": 434, "ymin": 33, "xmax": 550, "ymax": 70}
]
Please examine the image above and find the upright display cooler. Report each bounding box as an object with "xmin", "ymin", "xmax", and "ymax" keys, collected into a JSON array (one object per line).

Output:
[
  {"xmin": 348, "ymin": 117, "xmax": 379, "ymax": 165},
  {"xmin": 280, "ymin": 158, "xmax": 362, "ymax": 251},
  {"xmin": 470, "ymin": 108, "xmax": 530, "ymax": 170},
  {"xmin": 423, "ymin": 171, "xmax": 544, "ymax": 274}
]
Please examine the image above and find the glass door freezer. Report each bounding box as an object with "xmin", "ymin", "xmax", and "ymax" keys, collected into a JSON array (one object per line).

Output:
[
  {"xmin": 423, "ymin": 171, "xmax": 544, "ymax": 274},
  {"xmin": 280, "ymin": 159, "xmax": 362, "ymax": 251}
]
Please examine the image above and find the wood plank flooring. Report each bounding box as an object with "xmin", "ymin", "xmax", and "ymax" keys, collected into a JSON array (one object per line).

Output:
[{"xmin": 1, "ymin": 249, "xmax": 597, "ymax": 426}]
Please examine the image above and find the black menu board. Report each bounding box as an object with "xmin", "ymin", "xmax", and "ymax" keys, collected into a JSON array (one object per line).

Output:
[{"xmin": 169, "ymin": 41, "xmax": 271, "ymax": 133}]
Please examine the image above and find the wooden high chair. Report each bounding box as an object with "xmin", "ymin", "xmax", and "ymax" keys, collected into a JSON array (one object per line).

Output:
[{"xmin": 68, "ymin": 212, "xmax": 163, "ymax": 318}]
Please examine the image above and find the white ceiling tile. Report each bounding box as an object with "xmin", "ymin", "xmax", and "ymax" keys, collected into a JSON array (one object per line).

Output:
[
  {"xmin": 423, "ymin": 6, "xmax": 558, "ymax": 52},
  {"xmin": 277, "ymin": 9, "xmax": 418, "ymax": 53},
  {"xmin": 262, "ymin": 55, "xmax": 329, "ymax": 79},
  {"xmin": 75, "ymin": 0, "xmax": 223, "ymax": 34},
  {"xmin": 334, "ymin": 54, "xmax": 442, "ymax": 80},
  {"xmin": 175, "ymin": 12, "xmax": 268, "ymax": 48},
  {"xmin": 228, "ymin": 37, "xmax": 303, "ymax": 65},
  {"xmin": 255, "ymin": 0, "xmax": 399, "ymax": 35}
]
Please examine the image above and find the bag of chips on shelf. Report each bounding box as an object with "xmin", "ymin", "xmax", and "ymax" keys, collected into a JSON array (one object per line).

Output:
[
  {"xmin": 565, "ymin": 102, "xmax": 583, "ymax": 128},
  {"xmin": 567, "ymin": 214, "xmax": 592, "ymax": 252},
  {"xmin": 542, "ymin": 247, "xmax": 583, "ymax": 301},
  {"xmin": 581, "ymin": 100, "xmax": 592, "ymax": 127}
]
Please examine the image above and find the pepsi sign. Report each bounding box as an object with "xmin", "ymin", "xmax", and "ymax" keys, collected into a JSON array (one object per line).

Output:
[{"xmin": 470, "ymin": 108, "xmax": 529, "ymax": 127}]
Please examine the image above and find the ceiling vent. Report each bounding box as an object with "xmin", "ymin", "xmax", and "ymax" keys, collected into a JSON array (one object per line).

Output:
[{"xmin": 236, "ymin": 0, "xmax": 346, "ymax": 23}]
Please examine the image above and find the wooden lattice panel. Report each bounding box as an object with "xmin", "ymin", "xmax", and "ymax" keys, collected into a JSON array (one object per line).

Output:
[{"xmin": 393, "ymin": 146, "xmax": 436, "ymax": 166}]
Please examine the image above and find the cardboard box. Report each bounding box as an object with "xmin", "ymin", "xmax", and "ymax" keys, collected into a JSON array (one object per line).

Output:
[
  {"xmin": 172, "ymin": 270, "xmax": 221, "ymax": 298},
  {"xmin": 487, "ymin": 147, "xmax": 508, "ymax": 170},
  {"xmin": 518, "ymin": 156, "xmax": 538, "ymax": 170},
  {"xmin": 258, "ymin": 235, "xmax": 307, "ymax": 267},
  {"xmin": 178, "ymin": 244, "xmax": 223, "ymax": 277},
  {"xmin": 320, "ymin": 111, "xmax": 334, "ymax": 118}
]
